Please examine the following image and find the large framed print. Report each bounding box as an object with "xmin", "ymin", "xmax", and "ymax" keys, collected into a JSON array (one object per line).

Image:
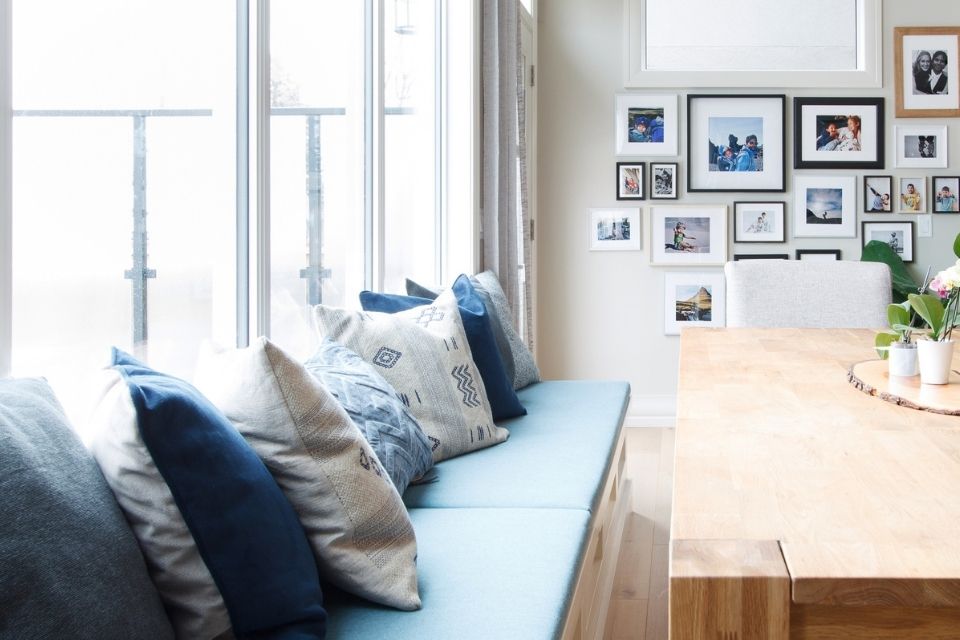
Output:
[
  {"xmin": 648, "ymin": 204, "xmax": 727, "ymax": 266},
  {"xmin": 792, "ymin": 175, "xmax": 857, "ymax": 238},
  {"xmin": 862, "ymin": 221, "xmax": 915, "ymax": 263},
  {"xmin": 895, "ymin": 27, "xmax": 960, "ymax": 118},
  {"xmin": 663, "ymin": 271, "xmax": 725, "ymax": 336},
  {"xmin": 615, "ymin": 93, "xmax": 679, "ymax": 156},
  {"xmin": 793, "ymin": 97, "xmax": 884, "ymax": 169},
  {"xmin": 589, "ymin": 208, "xmax": 641, "ymax": 251},
  {"xmin": 733, "ymin": 201, "xmax": 785, "ymax": 243},
  {"xmin": 895, "ymin": 125, "xmax": 948, "ymax": 169},
  {"xmin": 687, "ymin": 94, "xmax": 785, "ymax": 192}
]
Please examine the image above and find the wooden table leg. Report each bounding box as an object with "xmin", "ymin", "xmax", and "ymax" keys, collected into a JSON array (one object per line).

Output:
[{"xmin": 669, "ymin": 539, "xmax": 790, "ymax": 640}]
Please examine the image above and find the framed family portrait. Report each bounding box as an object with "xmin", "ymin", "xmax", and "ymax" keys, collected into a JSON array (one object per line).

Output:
[
  {"xmin": 792, "ymin": 175, "xmax": 857, "ymax": 238},
  {"xmin": 796, "ymin": 249, "xmax": 841, "ymax": 261},
  {"xmin": 863, "ymin": 175, "xmax": 893, "ymax": 213},
  {"xmin": 894, "ymin": 27, "xmax": 960, "ymax": 118},
  {"xmin": 862, "ymin": 221, "xmax": 914, "ymax": 263},
  {"xmin": 616, "ymin": 162, "xmax": 645, "ymax": 200},
  {"xmin": 588, "ymin": 208, "xmax": 641, "ymax": 251},
  {"xmin": 897, "ymin": 177, "xmax": 927, "ymax": 213},
  {"xmin": 895, "ymin": 125, "xmax": 948, "ymax": 168},
  {"xmin": 686, "ymin": 94, "xmax": 786, "ymax": 192},
  {"xmin": 647, "ymin": 204, "xmax": 727, "ymax": 265},
  {"xmin": 663, "ymin": 271, "xmax": 725, "ymax": 336},
  {"xmin": 933, "ymin": 176, "xmax": 960, "ymax": 213},
  {"xmin": 650, "ymin": 162, "xmax": 679, "ymax": 199},
  {"xmin": 615, "ymin": 93, "xmax": 679, "ymax": 156},
  {"xmin": 793, "ymin": 97, "xmax": 884, "ymax": 169},
  {"xmin": 733, "ymin": 201, "xmax": 785, "ymax": 243}
]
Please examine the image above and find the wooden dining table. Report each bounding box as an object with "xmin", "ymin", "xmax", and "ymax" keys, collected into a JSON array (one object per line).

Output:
[{"xmin": 669, "ymin": 328, "xmax": 960, "ymax": 639}]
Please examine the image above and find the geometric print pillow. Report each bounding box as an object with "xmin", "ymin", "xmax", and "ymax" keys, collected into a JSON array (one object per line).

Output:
[{"xmin": 313, "ymin": 289, "xmax": 508, "ymax": 462}]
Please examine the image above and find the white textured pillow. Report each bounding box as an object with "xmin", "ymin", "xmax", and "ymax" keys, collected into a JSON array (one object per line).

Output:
[
  {"xmin": 313, "ymin": 289, "xmax": 508, "ymax": 462},
  {"xmin": 86, "ymin": 370, "xmax": 230, "ymax": 640},
  {"xmin": 193, "ymin": 337, "xmax": 420, "ymax": 611}
]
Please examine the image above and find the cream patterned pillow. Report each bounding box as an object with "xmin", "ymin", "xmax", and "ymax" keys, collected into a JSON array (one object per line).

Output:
[
  {"xmin": 193, "ymin": 337, "xmax": 420, "ymax": 611},
  {"xmin": 313, "ymin": 289, "xmax": 508, "ymax": 462}
]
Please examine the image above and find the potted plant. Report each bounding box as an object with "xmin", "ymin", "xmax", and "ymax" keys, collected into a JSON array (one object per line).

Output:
[
  {"xmin": 875, "ymin": 301, "xmax": 919, "ymax": 377},
  {"xmin": 909, "ymin": 239, "xmax": 960, "ymax": 385}
]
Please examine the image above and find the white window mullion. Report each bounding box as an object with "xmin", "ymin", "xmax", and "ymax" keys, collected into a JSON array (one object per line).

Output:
[
  {"xmin": 0, "ymin": 0, "xmax": 11, "ymax": 376},
  {"xmin": 370, "ymin": 0, "xmax": 385, "ymax": 292},
  {"xmin": 252, "ymin": 0, "xmax": 271, "ymax": 338}
]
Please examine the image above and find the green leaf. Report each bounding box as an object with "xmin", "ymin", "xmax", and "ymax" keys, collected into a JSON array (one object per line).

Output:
[
  {"xmin": 908, "ymin": 293, "xmax": 946, "ymax": 337},
  {"xmin": 861, "ymin": 240, "xmax": 920, "ymax": 303},
  {"xmin": 954, "ymin": 232, "xmax": 960, "ymax": 260},
  {"xmin": 886, "ymin": 303, "xmax": 910, "ymax": 328},
  {"xmin": 874, "ymin": 332, "xmax": 897, "ymax": 359}
]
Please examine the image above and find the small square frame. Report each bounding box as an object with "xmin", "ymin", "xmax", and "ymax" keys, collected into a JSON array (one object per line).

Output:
[
  {"xmin": 863, "ymin": 175, "xmax": 893, "ymax": 213},
  {"xmin": 897, "ymin": 177, "xmax": 927, "ymax": 213},
  {"xmin": 933, "ymin": 176, "xmax": 960, "ymax": 213},
  {"xmin": 792, "ymin": 175, "xmax": 857, "ymax": 238},
  {"xmin": 862, "ymin": 220, "xmax": 915, "ymax": 263},
  {"xmin": 733, "ymin": 201, "xmax": 786, "ymax": 243},
  {"xmin": 650, "ymin": 162, "xmax": 679, "ymax": 199},
  {"xmin": 616, "ymin": 162, "xmax": 645, "ymax": 200},
  {"xmin": 663, "ymin": 271, "xmax": 726, "ymax": 335},
  {"xmin": 589, "ymin": 208, "xmax": 641, "ymax": 251},
  {"xmin": 648, "ymin": 204, "xmax": 728, "ymax": 266},
  {"xmin": 895, "ymin": 124, "xmax": 948, "ymax": 168},
  {"xmin": 615, "ymin": 93, "xmax": 679, "ymax": 156}
]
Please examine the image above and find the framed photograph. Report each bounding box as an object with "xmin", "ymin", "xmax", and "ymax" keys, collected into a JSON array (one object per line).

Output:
[
  {"xmin": 733, "ymin": 254, "xmax": 789, "ymax": 260},
  {"xmin": 897, "ymin": 177, "xmax": 927, "ymax": 213},
  {"xmin": 895, "ymin": 125, "xmax": 948, "ymax": 168},
  {"xmin": 615, "ymin": 93, "xmax": 679, "ymax": 156},
  {"xmin": 648, "ymin": 204, "xmax": 727, "ymax": 266},
  {"xmin": 933, "ymin": 176, "xmax": 960, "ymax": 213},
  {"xmin": 687, "ymin": 94, "xmax": 785, "ymax": 192},
  {"xmin": 793, "ymin": 97, "xmax": 884, "ymax": 169},
  {"xmin": 792, "ymin": 175, "xmax": 857, "ymax": 238},
  {"xmin": 733, "ymin": 201, "xmax": 786, "ymax": 243},
  {"xmin": 894, "ymin": 27, "xmax": 960, "ymax": 118},
  {"xmin": 616, "ymin": 162, "xmax": 645, "ymax": 200},
  {"xmin": 650, "ymin": 162, "xmax": 679, "ymax": 199},
  {"xmin": 588, "ymin": 208, "xmax": 641, "ymax": 251},
  {"xmin": 663, "ymin": 271, "xmax": 726, "ymax": 336},
  {"xmin": 862, "ymin": 221, "xmax": 915, "ymax": 263},
  {"xmin": 863, "ymin": 175, "xmax": 893, "ymax": 213},
  {"xmin": 796, "ymin": 249, "xmax": 842, "ymax": 261}
]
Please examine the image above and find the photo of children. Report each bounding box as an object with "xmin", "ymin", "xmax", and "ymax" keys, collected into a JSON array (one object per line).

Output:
[
  {"xmin": 864, "ymin": 176, "xmax": 892, "ymax": 212},
  {"xmin": 627, "ymin": 108, "xmax": 665, "ymax": 143},
  {"xmin": 707, "ymin": 117, "xmax": 763, "ymax": 172},
  {"xmin": 814, "ymin": 115, "xmax": 862, "ymax": 152},
  {"xmin": 934, "ymin": 177, "xmax": 960, "ymax": 212},
  {"xmin": 899, "ymin": 179, "xmax": 925, "ymax": 213},
  {"xmin": 664, "ymin": 217, "xmax": 710, "ymax": 253}
]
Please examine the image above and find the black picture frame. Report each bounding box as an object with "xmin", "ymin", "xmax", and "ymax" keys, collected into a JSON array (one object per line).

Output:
[
  {"xmin": 796, "ymin": 249, "xmax": 842, "ymax": 261},
  {"xmin": 793, "ymin": 97, "xmax": 885, "ymax": 170},
  {"xmin": 862, "ymin": 221, "xmax": 915, "ymax": 263},
  {"xmin": 650, "ymin": 162, "xmax": 679, "ymax": 200},
  {"xmin": 933, "ymin": 176, "xmax": 960, "ymax": 213},
  {"xmin": 733, "ymin": 254, "xmax": 789, "ymax": 260},
  {"xmin": 863, "ymin": 175, "xmax": 893, "ymax": 213},
  {"xmin": 686, "ymin": 94, "xmax": 786, "ymax": 193},
  {"xmin": 615, "ymin": 162, "xmax": 645, "ymax": 201}
]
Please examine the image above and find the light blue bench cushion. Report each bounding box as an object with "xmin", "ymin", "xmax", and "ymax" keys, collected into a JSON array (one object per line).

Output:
[
  {"xmin": 324, "ymin": 506, "xmax": 591, "ymax": 639},
  {"xmin": 403, "ymin": 380, "xmax": 629, "ymax": 511}
]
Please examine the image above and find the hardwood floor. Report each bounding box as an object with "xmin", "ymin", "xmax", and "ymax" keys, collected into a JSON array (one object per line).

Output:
[{"xmin": 604, "ymin": 427, "xmax": 675, "ymax": 640}]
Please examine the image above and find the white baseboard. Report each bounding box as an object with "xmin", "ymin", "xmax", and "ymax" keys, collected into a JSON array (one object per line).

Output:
[{"xmin": 624, "ymin": 394, "xmax": 676, "ymax": 428}]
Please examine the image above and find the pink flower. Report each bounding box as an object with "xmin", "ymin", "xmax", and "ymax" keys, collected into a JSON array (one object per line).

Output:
[{"xmin": 929, "ymin": 276, "xmax": 948, "ymax": 298}]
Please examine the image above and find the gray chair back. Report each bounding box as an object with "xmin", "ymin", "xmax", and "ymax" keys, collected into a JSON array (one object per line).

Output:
[{"xmin": 724, "ymin": 260, "xmax": 892, "ymax": 328}]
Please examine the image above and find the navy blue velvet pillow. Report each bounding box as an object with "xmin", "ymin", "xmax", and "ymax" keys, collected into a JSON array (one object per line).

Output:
[
  {"xmin": 360, "ymin": 275, "xmax": 526, "ymax": 421},
  {"xmin": 112, "ymin": 349, "xmax": 328, "ymax": 639}
]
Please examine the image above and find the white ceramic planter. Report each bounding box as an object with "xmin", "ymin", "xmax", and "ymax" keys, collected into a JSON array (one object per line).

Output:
[
  {"xmin": 917, "ymin": 339, "xmax": 955, "ymax": 385},
  {"xmin": 888, "ymin": 342, "xmax": 919, "ymax": 377}
]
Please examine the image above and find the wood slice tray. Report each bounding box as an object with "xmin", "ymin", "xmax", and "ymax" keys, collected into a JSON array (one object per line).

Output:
[{"xmin": 848, "ymin": 360, "xmax": 960, "ymax": 416}]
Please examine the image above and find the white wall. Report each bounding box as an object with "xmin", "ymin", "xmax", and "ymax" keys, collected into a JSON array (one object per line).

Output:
[{"xmin": 536, "ymin": 0, "xmax": 960, "ymax": 425}]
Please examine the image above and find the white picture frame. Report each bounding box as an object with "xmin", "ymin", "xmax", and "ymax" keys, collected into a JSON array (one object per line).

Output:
[
  {"xmin": 615, "ymin": 93, "xmax": 679, "ymax": 157},
  {"xmin": 588, "ymin": 207, "xmax": 642, "ymax": 251},
  {"xmin": 648, "ymin": 204, "xmax": 727, "ymax": 265},
  {"xmin": 792, "ymin": 175, "xmax": 857, "ymax": 238},
  {"xmin": 733, "ymin": 201, "xmax": 786, "ymax": 243},
  {"xmin": 895, "ymin": 125, "xmax": 949, "ymax": 168},
  {"xmin": 663, "ymin": 271, "xmax": 726, "ymax": 335},
  {"xmin": 897, "ymin": 177, "xmax": 927, "ymax": 213}
]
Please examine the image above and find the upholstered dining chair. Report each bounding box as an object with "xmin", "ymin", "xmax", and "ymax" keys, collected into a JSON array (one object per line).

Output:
[{"xmin": 724, "ymin": 259, "xmax": 892, "ymax": 328}]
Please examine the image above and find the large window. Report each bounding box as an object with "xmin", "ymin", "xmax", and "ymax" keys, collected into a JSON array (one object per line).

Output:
[{"xmin": 2, "ymin": 0, "xmax": 476, "ymax": 420}]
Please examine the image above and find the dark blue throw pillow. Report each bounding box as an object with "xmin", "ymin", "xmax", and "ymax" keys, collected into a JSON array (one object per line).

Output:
[
  {"xmin": 360, "ymin": 274, "xmax": 527, "ymax": 421},
  {"xmin": 111, "ymin": 349, "xmax": 328, "ymax": 639}
]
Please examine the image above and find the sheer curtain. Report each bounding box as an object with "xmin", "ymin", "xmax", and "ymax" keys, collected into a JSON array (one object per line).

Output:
[{"xmin": 481, "ymin": 0, "xmax": 533, "ymax": 348}]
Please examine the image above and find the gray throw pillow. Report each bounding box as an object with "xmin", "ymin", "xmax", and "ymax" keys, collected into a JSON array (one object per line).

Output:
[
  {"xmin": 305, "ymin": 338, "xmax": 434, "ymax": 495},
  {"xmin": 0, "ymin": 378, "xmax": 174, "ymax": 640}
]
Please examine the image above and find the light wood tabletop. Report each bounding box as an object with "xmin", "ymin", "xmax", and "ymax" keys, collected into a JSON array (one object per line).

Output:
[{"xmin": 670, "ymin": 328, "xmax": 960, "ymax": 640}]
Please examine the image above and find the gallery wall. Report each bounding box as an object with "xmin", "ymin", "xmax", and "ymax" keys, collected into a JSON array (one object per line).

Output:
[{"xmin": 536, "ymin": 0, "xmax": 960, "ymax": 424}]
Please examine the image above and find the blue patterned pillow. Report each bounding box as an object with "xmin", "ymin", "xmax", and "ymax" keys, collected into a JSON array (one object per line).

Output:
[{"xmin": 305, "ymin": 339, "xmax": 434, "ymax": 495}]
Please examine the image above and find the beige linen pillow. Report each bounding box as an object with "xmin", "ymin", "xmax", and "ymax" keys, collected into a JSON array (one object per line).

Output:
[
  {"xmin": 313, "ymin": 289, "xmax": 508, "ymax": 462},
  {"xmin": 193, "ymin": 337, "xmax": 420, "ymax": 611}
]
